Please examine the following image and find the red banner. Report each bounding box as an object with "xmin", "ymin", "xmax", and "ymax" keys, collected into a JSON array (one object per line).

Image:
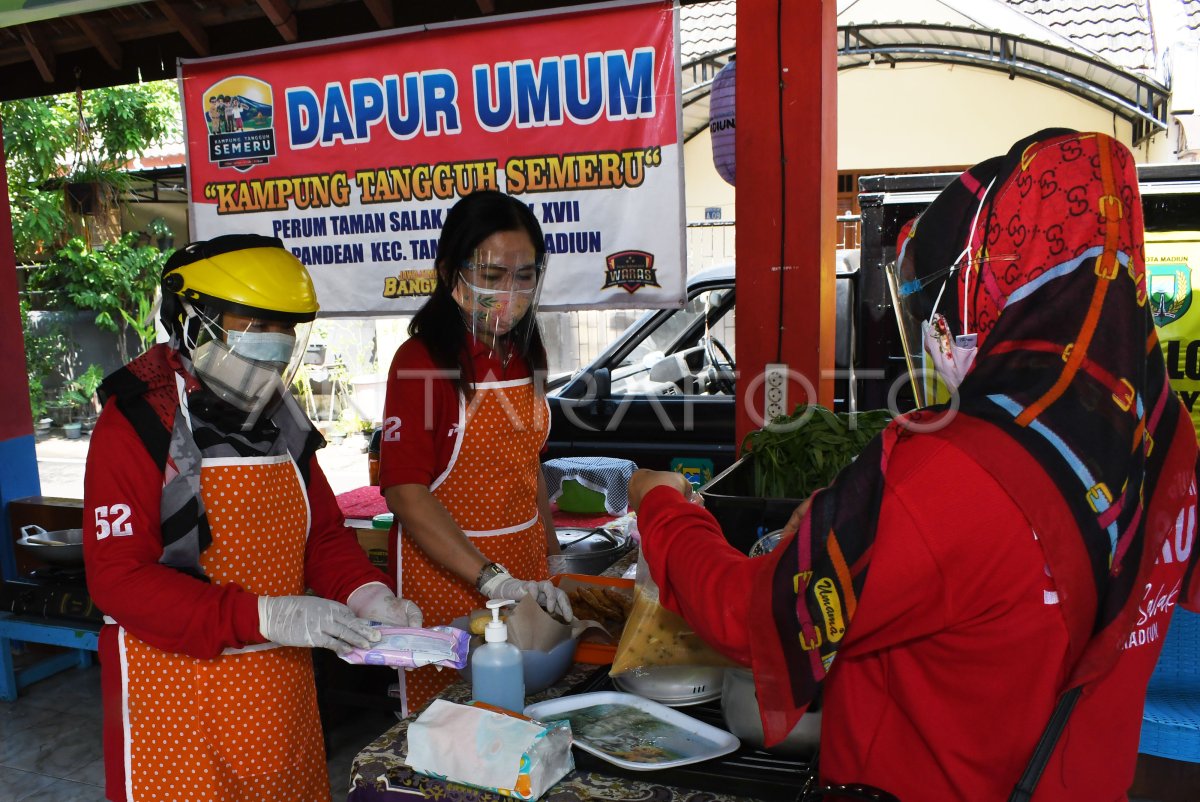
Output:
[{"xmin": 179, "ymin": 0, "xmax": 684, "ymax": 315}]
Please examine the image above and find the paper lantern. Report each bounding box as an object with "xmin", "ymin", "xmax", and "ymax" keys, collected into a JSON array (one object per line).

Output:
[{"xmin": 709, "ymin": 59, "xmax": 736, "ymax": 186}]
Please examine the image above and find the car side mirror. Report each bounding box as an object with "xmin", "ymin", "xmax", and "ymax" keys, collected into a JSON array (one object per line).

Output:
[
  {"xmin": 591, "ymin": 367, "xmax": 611, "ymax": 398},
  {"xmin": 587, "ymin": 367, "xmax": 613, "ymax": 415}
]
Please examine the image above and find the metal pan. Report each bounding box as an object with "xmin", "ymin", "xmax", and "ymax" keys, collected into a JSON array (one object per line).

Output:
[{"xmin": 18, "ymin": 524, "xmax": 85, "ymax": 566}]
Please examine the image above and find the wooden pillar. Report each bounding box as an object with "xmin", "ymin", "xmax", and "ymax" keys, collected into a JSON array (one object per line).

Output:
[
  {"xmin": 735, "ymin": 0, "xmax": 837, "ymax": 443},
  {"xmin": 0, "ymin": 116, "xmax": 42, "ymax": 580}
]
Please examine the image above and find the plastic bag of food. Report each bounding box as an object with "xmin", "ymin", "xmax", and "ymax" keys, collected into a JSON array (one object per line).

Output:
[{"xmin": 609, "ymin": 552, "xmax": 737, "ymax": 675}]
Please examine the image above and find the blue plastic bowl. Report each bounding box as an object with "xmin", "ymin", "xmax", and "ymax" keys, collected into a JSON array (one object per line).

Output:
[{"xmin": 450, "ymin": 617, "xmax": 579, "ymax": 694}]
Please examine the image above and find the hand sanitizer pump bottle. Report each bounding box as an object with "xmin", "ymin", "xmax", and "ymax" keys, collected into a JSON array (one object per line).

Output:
[{"xmin": 471, "ymin": 599, "xmax": 524, "ymax": 713}]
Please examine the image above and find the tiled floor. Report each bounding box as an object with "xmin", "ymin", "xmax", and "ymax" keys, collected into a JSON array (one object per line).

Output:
[{"xmin": 0, "ymin": 656, "xmax": 394, "ymax": 802}]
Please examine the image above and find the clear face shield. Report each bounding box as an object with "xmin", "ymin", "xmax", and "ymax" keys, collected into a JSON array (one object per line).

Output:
[
  {"xmin": 451, "ymin": 248, "xmax": 548, "ymax": 366},
  {"xmin": 886, "ymin": 257, "xmax": 967, "ymax": 409},
  {"xmin": 187, "ymin": 305, "xmax": 313, "ymax": 428},
  {"xmin": 886, "ymin": 179, "xmax": 1003, "ymax": 408}
]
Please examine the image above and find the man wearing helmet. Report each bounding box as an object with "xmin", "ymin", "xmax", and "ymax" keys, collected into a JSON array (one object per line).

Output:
[{"xmin": 83, "ymin": 234, "xmax": 421, "ymax": 802}]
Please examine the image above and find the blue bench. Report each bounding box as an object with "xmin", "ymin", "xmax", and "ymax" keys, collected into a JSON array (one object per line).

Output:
[
  {"xmin": 1140, "ymin": 607, "xmax": 1200, "ymax": 762},
  {"xmin": 0, "ymin": 613, "xmax": 99, "ymax": 702}
]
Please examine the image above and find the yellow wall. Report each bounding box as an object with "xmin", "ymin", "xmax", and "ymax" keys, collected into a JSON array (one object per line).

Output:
[
  {"xmin": 682, "ymin": 61, "xmax": 1178, "ymax": 216},
  {"xmin": 838, "ymin": 63, "xmax": 1135, "ymax": 170}
]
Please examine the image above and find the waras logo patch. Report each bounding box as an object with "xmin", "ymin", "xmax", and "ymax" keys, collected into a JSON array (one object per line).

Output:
[{"xmin": 603, "ymin": 250, "xmax": 659, "ymax": 294}]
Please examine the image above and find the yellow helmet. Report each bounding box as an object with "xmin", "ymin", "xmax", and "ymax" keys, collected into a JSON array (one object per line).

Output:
[{"xmin": 162, "ymin": 234, "xmax": 318, "ymax": 324}]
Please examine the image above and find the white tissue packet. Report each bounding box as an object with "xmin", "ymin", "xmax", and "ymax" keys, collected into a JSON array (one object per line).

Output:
[
  {"xmin": 405, "ymin": 699, "xmax": 573, "ymax": 800},
  {"xmin": 339, "ymin": 625, "xmax": 469, "ymax": 669}
]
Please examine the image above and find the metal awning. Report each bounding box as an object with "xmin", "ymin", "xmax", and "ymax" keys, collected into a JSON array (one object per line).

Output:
[
  {"xmin": 679, "ymin": 0, "xmax": 1170, "ymax": 146},
  {"xmin": 838, "ymin": 22, "xmax": 1168, "ymax": 144},
  {"xmin": 681, "ymin": 46, "xmax": 734, "ymax": 145}
]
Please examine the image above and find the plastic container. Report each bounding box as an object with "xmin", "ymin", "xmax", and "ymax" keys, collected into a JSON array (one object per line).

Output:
[
  {"xmin": 471, "ymin": 599, "xmax": 525, "ymax": 714},
  {"xmin": 699, "ymin": 455, "xmax": 802, "ymax": 555},
  {"xmin": 454, "ymin": 629, "xmax": 578, "ymax": 695},
  {"xmin": 523, "ymin": 691, "xmax": 740, "ymax": 771}
]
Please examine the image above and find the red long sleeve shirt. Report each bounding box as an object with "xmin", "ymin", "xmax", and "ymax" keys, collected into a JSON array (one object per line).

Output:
[{"xmin": 639, "ymin": 434, "xmax": 1199, "ymax": 801}]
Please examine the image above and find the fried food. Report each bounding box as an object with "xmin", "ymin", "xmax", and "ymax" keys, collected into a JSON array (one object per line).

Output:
[
  {"xmin": 567, "ymin": 583, "xmax": 634, "ymax": 638},
  {"xmin": 569, "ymin": 595, "xmax": 601, "ymax": 623},
  {"xmin": 602, "ymin": 587, "xmax": 633, "ymax": 618},
  {"xmin": 581, "ymin": 586, "xmax": 620, "ymax": 620}
]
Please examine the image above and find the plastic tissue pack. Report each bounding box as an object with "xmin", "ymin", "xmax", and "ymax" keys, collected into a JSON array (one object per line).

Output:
[
  {"xmin": 405, "ymin": 699, "xmax": 573, "ymax": 800},
  {"xmin": 339, "ymin": 625, "xmax": 469, "ymax": 669}
]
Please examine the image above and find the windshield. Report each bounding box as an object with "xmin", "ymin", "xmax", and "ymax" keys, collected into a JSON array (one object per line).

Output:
[{"xmin": 611, "ymin": 286, "xmax": 734, "ymax": 394}]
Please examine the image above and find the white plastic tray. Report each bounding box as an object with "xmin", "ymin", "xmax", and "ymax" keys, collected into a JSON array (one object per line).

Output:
[{"xmin": 524, "ymin": 691, "xmax": 739, "ymax": 771}]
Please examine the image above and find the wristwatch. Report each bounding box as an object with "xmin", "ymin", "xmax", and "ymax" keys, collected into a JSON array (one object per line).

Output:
[{"xmin": 476, "ymin": 561, "xmax": 508, "ymax": 592}]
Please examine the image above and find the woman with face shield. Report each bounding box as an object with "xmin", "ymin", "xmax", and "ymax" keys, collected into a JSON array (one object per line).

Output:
[
  {"xmin": 379, "ymin": 190, "xmax": 571, "ymax": 713},
  {"xmin": 624, "ymin": 131, "xmax": 1200, "ymax": 800},
  {"xmin": 83, "ymin": 234, "xmax": 422, "ymax": 802}
]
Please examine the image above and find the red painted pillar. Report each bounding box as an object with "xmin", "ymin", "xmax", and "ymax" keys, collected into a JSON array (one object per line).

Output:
[
  {"xmin": 735, "ymin": 0, "xmax": 836, "ymax": 443},
  {"xmin": 0, "ymin": 116, "xmax": 42, "ymax": 579}
]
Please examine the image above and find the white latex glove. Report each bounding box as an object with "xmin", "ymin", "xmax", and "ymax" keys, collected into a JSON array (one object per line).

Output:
[
  {"xmin": 347, "ymin": 582, "xmax": 424, "ymax": 628},
  {"xmin": 480, "ymin": 572, "xmax": 574, "ymax": 621},
  {"xmin": 257, "ymin": 595, "xmax": 380, "ymax": 656}
]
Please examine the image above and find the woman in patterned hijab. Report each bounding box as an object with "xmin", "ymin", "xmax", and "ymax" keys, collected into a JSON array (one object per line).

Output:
[{"xmin": 629, "ymin": 129, "xmax": 1199, "ymax": 800}]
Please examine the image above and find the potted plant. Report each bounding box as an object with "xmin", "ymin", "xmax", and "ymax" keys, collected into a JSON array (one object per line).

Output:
[
  {"xmin": 54, "ymin": 364, "xmax": 105, "ymax": 436},
  {"xmin": 699, "ymin": 406, "xmax": 891, "ymax": 554},
  {"xmin": 328, "ymin": 423, "xmax": 348, "ymax": 445}
]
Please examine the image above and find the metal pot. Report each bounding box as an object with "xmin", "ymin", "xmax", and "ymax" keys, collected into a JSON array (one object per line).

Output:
[
  {"xmin": 18, "ymin": 524, "xmax": 85, "ymax": 566},
  {"xmin": 612, "ymin": 666, "xmax": 726, "ymax": 706},
  {"xmin": 720, "ymin": 667, "xmax": 821, "ymax": 756},
  {"xmin": 549, "ymin": 527, "xmax": 632, "ymax": 576}
]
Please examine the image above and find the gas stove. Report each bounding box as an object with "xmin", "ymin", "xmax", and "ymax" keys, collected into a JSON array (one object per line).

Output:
[{"xmin": 0, "ymin": 569, "xmax": 102, "ymax": 623}]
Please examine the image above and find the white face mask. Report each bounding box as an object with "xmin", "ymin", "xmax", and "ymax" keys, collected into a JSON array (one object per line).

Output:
[
  {"xmin": 922, "ymin": 313, "xmax": 978, "ymax": 392},
  {"xmin": 190, "ymin": 338, "xmax": 287, "ymax": 424},
  {"xmin": 225, "ymin": 330, "xmax": 296, "ymax": 369}
]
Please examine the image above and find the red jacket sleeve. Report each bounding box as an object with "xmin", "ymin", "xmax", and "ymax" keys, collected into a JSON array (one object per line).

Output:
[
  {"xmin": 637, "ymin": 486, "xmax": 763, "ymax": 665},
  {"xmin": 378, "ymin": 338, "xmax": 458, "ymax": 489},
  {"xmin": 303, "ymin": 455, "xmax": 395, "ymax": 602},
  {"xmin": 83, "ymin": 402, "xmax": 262, "ymax": 658}
]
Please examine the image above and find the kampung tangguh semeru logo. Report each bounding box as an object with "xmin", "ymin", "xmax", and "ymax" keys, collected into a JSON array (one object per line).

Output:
[
  {"xmin": 603, "ymin": 250, "xmax": 660, "ymax": 294},
  {"xmin": 1148, "ymin": 261, "xmax": 1192, "ymax": 328},
  {"xmin": 204, "ymin": 76, "xmax": 276, "ymax": 172}
]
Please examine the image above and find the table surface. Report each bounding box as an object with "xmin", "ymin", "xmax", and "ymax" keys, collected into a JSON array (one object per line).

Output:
[
  {"xmin": 348, "ymin": 667, "xmax": 758, "ymax": 802},
  {"xmin": 347, "ymin": 549, "xmax": 760, "ymax": 802}
]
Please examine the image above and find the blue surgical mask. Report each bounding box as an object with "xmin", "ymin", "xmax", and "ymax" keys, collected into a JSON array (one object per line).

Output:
[{"xmin": 225, "ymin": 330, "xmax": 295, "ymax": 367}]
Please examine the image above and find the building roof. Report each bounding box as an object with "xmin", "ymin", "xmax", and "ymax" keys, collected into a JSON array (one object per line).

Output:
[
  {"xmin": 676, "ymin": 0, "xmax": 1175, "ymax": 143},
  {"xmin": 1005, "ymin": 0, "xmax": 1155, "ymax": 71},
  {"xmin": 1180, "ymin": 0, "xmax": 1200, "ymax": 30},
  {"xmin": 680, "ymin": 0, "xmax": 736, "ymax": 62}
]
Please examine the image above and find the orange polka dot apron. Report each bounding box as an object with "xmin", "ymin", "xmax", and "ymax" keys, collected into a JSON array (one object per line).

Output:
[
  {"xmin": 115, "ymin": 456, "xmax": 329, "ymax": 802},
  {"xmin": 398, "ymin": 377, "xmax": 550, "ymax": 711}
]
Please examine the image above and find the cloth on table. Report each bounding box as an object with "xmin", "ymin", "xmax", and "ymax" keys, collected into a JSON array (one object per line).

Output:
[
  {"xmin": 542, "ymin": 457, "xmax": 636, "ymax": 516},
  {"xmin": 550, "ymin": 504, "xmax": 617, "ymax": 531},
  {"xmin": 337, "ymin": 485, "xmax": 390, "ymax": 521}
]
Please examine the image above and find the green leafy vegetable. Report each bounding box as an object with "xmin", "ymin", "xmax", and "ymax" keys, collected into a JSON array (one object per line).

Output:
[{"xmin": 739, "ymin": 406, "xmax": 891, "ymax": 499}]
